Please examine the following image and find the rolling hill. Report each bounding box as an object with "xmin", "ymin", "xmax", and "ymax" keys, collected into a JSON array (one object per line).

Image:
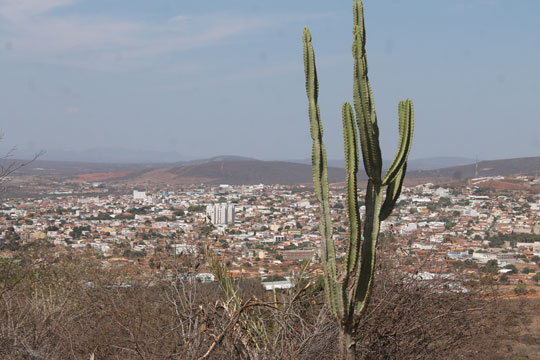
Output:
[
  {"xmin": 120, "ymin": 158, "xmax": 347, "ymax": 185},
  {"xmin": 408, "ymin": 156, "xmax": 540, "ymax": 180},
  {"xmin": 10, "ymin": 154, "xmax": 540, "ymax": 186}
]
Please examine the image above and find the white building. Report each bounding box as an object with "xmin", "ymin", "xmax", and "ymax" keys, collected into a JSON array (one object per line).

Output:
[
  {"xmin": 170, "ymin": 243, "xmax": 198, "ymax": 255},
  {"xmin": 496, "ymin": 253, "xmax": 516, "ymax": 266},
  {"xmin": 195, "ymin": 273, "xmax": 215, "ymax": 283},
  {"xmin": 133, "ymin": 190, "xmax": 148, "ymax": 201},
  {"xmin": 262, "ymin": 279, "xmax": 294, "ymax": 291},
  {"xmin": 206, "ymin": 203, "xmax": 235, "ymax": 225}
]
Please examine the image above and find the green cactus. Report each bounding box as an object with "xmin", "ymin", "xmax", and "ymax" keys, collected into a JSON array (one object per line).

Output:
[{"xmin": 303, "ymin": 0, "xmax": 414, "ymax": 358}]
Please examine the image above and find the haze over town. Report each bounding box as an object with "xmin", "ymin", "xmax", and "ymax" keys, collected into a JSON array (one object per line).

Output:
[{"xmin": 0, "ymin": 0, "xmax": 539, "ymax": 162}]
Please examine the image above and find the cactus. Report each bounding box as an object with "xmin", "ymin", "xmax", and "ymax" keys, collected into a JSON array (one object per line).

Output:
[{"xmin": 303, "ymin": 0, "xmax": 414, "ymax": 358}]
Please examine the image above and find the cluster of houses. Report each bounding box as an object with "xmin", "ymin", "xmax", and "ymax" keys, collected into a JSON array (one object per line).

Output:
[{"xmin": 1, "ymin": 176, "xmax": 539, "ymax": 287}]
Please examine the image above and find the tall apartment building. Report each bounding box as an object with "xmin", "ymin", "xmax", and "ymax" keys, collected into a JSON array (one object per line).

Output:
[
  {"xmin": 133, "ymin": 190, "xmax": 148, "ymax": 201},
  {"xmin": 206, "ymin": 203, "xmax": 235, "ymax": 225}
]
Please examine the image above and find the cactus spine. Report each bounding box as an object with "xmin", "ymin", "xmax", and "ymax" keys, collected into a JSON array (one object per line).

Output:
[{"xmin": 303, "ymin": 0, "xmax": 414, "ymax": 358}]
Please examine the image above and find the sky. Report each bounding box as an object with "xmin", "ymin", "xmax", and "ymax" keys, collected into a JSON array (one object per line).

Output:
[{"xmin": 0, "ymin": 0, "xmax": 539, "ymax": 162}]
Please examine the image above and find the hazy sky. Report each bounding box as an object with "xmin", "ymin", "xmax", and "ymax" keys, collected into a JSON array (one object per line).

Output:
[{"xmin": 1, "ymin": 0, "xmax": 539, "ymax": 162}]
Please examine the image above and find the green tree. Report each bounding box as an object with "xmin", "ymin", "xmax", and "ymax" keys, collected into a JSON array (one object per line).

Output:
[
  {"xmin": 438, "ymin": 197, "xmax": 451, "ymax": 207},
  {"xmin": 70, "ymin": 225, "xmax": 91, "ymax": 239},
  {"xmin": 504, "ymin": 264, "xmax": 517, "ymax": 274},
  {"xmin": 482, "ymin": 259, "xmax": 499, "ymax": 274},
  {"xmin": 188, "ymin": 205, "xmax": 206, "ymax": 212},
  {"xmin": 174, "ymin": 209, "xmax": 185, "ymax": 217}
]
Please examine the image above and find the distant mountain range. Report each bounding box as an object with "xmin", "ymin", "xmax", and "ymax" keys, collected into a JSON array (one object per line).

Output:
[
  {"xmin": 7, "ymin": 146, "xmax": 474, "ymax": 170},
  {"xmin": 9, "ymin": 154, "xmax": 540, "ymax": 186},
  {"xmin": 409, "ymin": 156, "xmax": 540, "ymax": 180},
  {"xmin": 100, "ymin": 157, "xmax": 347, "ymax": 185},
  {"xmin": 288, "ymin": 156, "xmax": 475, "ymax": 171},
  {"xmin": 0, "ymin": 147, "xmax": 190, "ymax": 164}
]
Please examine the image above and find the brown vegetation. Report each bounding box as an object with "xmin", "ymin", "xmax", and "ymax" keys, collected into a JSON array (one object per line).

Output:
[{"xmin": 0, "ymin": 247, "xmax": 538, "ymax": 359}]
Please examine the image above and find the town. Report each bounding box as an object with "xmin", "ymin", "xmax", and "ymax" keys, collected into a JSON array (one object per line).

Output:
[{"xmin": 2, "ymin": 175, "xmax": 540, "ymax": 289}]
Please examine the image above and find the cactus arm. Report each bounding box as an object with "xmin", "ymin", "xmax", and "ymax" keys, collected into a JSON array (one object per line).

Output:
[
  {"xmin": 303, "ymin": 28, "xmax": 334, "ymax": 260},
  {"xmin": 353, "ymin": 180, "xmax": 383, "ymax": 315},
  {"xmin": 352, "ymin": 1, "xmax": 382, "ymax": 184},
  {"xmin": 380, "ymin": 162, "xmax": 407, "ymax": 221},
  {"xmin": 383, "ymin": 99, "xmax": 414, "ymax": 186},
  {"xmin": 303, "ymin": 27, "xmax": 343, "ymax": 318},
  {"xmin": 342, "ymin": 102, "xmax": 362, "ymax": 320},
  {"xmin": 353, "ymin": 0, "xmax": 363, "ymax": 32},
  {"xmin": 342, "ymin": 102, "xmax": 362, "ymax": 280}
]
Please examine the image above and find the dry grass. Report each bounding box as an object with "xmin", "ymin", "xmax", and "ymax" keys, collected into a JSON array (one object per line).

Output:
[{"xmin": 0, "ymin": 247, "xmax": 537, "ymax": 359}]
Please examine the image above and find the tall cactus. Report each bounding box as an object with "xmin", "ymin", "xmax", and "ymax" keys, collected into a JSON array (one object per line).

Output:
[{"xmin": 303, "ymin": 1, "xmax": 414, "ymax": 358}]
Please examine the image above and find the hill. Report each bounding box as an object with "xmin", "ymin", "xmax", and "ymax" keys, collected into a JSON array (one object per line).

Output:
[
  {"xmin": 8, "ymin": 159, "xmax": 160, "ymax": 176},
  {"xmin": 10, "ymin": 154, "xmax": 540, "ymax": 185},
  {"xmin": 86, "ymin": 155, "xmax": 540, "ymax": 185},
  {"xmin": 289, "ymin": 156, "xmax": 475, "ymax": 171},
  {"xmin": 117, "ymin": 158, "xmax": 347, "ymax": 185},
  {"xmin": 0, "ymin": 147, "xmax": 188, "ymax": 164},
  {"xmin": 408, "ymin": 156, "xmax": 540, "ymax": 181}
]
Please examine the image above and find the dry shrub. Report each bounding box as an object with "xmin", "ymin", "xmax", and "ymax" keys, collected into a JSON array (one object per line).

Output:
[
  {"xmin": 0, "ymin": 246, "xmax": 518, "ymax": 359},
  {"xmin": 355, "ymin": 249, "xmax": 500, "ymax": 359}
]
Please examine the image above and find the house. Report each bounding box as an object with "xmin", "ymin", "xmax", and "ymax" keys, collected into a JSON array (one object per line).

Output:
[{"xmin": 262, "ymin": 279, "xmax": 293, "ymax": 291}]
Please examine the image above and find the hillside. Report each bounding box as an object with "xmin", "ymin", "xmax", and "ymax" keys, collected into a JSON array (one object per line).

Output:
[
  {"xmin": 11, "ymin": 155, "xmax": 540, "ymax": 185},
  {"xmin": 409, "ymin": 156, "xmax": 540, "ymax": 180},
  {"xmin": 121, "ymin": 158, "xmax": 347, "ymax": 185},
  {"xmin": 71, "ymin": 155, "xmax": 540, "ymax": 185},
  {"xmin": 9, "ymin": 159, "xmax": 162, "ymax": 176},
  {"xmin": 290, "ymin": 156, "xmax": 475, "ymax": 171}
]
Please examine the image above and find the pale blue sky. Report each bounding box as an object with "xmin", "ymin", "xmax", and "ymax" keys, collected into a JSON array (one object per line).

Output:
[{"xmin": 1, "ymin": 0, "xmax": 539, "ymax": 162}]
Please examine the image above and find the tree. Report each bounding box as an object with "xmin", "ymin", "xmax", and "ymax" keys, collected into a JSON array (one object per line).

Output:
[
  {"xmin": 504, "ymin": 264, "xmax": 517, "ymax": 274},
  {"xmin": 333, "ymin": 202, "xmax": 345, "ymax": 209},
  {"xmin": 486, "ymin": 259, "xmax": 498, "ymax": 267},
  {"xmin": 482, "ymin": 260, "xmax": 499, "ymax": 274},
  {"xmin": 92, "ymin": 212, "xmax": 112, "ymax": 221},
  {"xmin": 463, "ymin": 259, "xmax": 478, "ymax": 269},
  {"xmin": 438, "ymin": 197, "xmax": 452, "ymax": 207},
  {"xmin": 70, "ymin": 225, "xmax": 91, "ymax": 239},
  {"xmin": 155, "ymin": 216, "xmax": 171, "ymax": 222},
  {"xmin": 303, "ymin": 0, "xmax": 415, "ymax": 357},
  {"xmin": 188, "ymin": 205, "xmax": 206, "ymax": 212},
  {"xmin": 0, "ymin": 143, "xmax": 43, "ymax": 193},
  {"xmin": 174, "ymin": 209, "xmax": 185, "ymax": 217}
]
